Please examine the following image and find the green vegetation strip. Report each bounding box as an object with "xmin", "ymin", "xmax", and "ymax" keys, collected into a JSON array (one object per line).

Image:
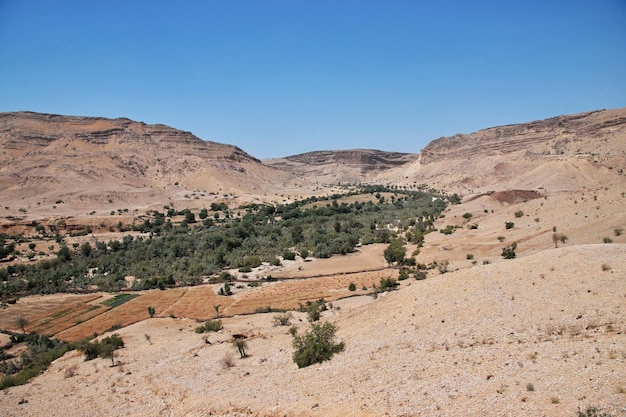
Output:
[{"xmin": 101, "ymin": 293, "xmax": 139, "ymax": 308}]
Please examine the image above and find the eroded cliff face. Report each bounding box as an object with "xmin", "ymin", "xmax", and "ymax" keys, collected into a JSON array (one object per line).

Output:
[
  {"xmin": 373, "ymin": 108, "xmax": 626, "ymax": 194},
  {"xmin": 419, "ymin": 109, "xmax": 626, "ymax": 163},
  {"xmin": 0, "ymin": 112, "xmax": 295, "ymax": 215}
]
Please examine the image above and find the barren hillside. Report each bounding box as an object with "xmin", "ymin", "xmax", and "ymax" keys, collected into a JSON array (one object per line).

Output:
[
  {"xmin": 381, "ymin": 108, "xmax": 626, "ymax": 193},
  {"xmin": 0, "ymin": 112, "xmax": 303, "ymax": 220},
  {"xmin": 1, "ymin": 245, "xmax": 624, "ymax": 417}
]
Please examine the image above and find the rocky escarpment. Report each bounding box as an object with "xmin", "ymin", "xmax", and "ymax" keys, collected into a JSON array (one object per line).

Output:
[
  {"xmin": 372, "ymin": 107, "xmax": 626, "ymax": 194},
  {"xmin": 419, "ymin": 109, "xmax": 626, "ymax": 164},
  {"xmin": 0, "ymin": 112, "xmax": 296, "ymax": 218}
]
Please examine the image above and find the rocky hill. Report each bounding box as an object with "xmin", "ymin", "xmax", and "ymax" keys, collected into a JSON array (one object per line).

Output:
[
  {"xmin": 265, "ymin": 149, "xmax": 417, "ymax": 185},
  {"xmin": 0, "ymin": 112, "xmax": 300, "ymax": 219},
  {"xmin": 381, "ymin": 108, "xmax": 626, "ymax": 193}
]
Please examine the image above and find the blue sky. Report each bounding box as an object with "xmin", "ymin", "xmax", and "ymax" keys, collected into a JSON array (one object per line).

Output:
[{"xmin": 1, "ymin": 1, "xmax": 625, "ymax": 159}]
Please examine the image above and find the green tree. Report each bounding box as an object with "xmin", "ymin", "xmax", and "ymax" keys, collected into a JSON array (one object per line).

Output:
[
  {"xmin": 291, "ymin": 322, "xmax": 345, "ymax": 368},
  {"xmin": 80, "ymin": 242, "xmax": 92, "ymax": 257},
  {"xmin": 384, "ymin": 239, "xmax": 406, "ymax": 264}
]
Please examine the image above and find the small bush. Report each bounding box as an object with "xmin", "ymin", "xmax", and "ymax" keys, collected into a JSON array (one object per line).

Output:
[
  {"xmin": 414, "ymin": 270, "xmax": 427, "ymax": 280},
  {"xmin": 232, "ymin": 338, "xmax": 248, "ymax": 358},
  {"xmin": 291, "ymin": 322, "xmax": 345, "ymax": 368},
  {"xmin": 282, "ymin": 250, "xmax": 296, "ymax": 261},
  {"xmin": 462, "ymin": 212, "xmax": 473, "ymax": 220},
  {"xmin": 195, "ymin": 320, "xmax": 223, "ymax": 333},
  {"xmin": 378, "ymin": 276, "xmax": 399, "ymax": 292},
  {"xmin": 501, "ymin": 242, "xmax": 517, "ymax": 259},
  {"xmin": 576, "ymin": 406, "xmax": 615, "ymax": 417},
  {"xmin": 603, "ymin": 237, "xmax": 613, "ymax": 244},
  {"xmin": 348, "ymin": 282, "xmax": 357, "ymax": 291},
  {"xmin": 505, "ymin": 222, "xmax": 515, "ymax": 230},
  {"xmin": 272, "ymin": 312, "xmax": 293, "ymax": 326},
  {"xmin": 78, "ymin": 334, "xmax": 124, "ymax": 366},
  {"xmin": 398, "ymin": 268, "xmax": 410, "ymax": 281},
  {"xmin": 514, "ymin": 210, "xmax": 524, "ymax": 218}
]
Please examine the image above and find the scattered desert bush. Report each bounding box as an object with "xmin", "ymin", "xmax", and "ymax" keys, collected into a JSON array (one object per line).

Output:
[
  {"xmin": 291, "ymin": 322, "xmax": 345, "ymax": 368},
  {"xmin": 195, "ymin": 319, "xmax": 223, "ymax": 333},
  {"xmin": 414, "ymin": 270, "xmax": 427, "ymax": 280},
  {"xmin": 501, "ymin": 242, "xmax": 517, "ymax": 259},
  {"xmin": 576, "ymin": 406, "xmax": 615, "ymax": 417},
  {"xmin": 514, "ymin": 210, "xmax": 524, "ymax": 218},
  {"xmin": 232, "ymin": 338, "xmax": 248, "ymax": 358},
  {"xmin": 603, "ymin": 237, "xmax": 613, "ymax": 243},
  {"xmin": 348, "ymin": 282, "xmax": 357, "ymax": 291},
  {"xmin": 505, "ymin": 221, "xmax": 515, "ymax": 229},
  {"xmin": 272, "ymin": 312, "xmax": 293, "ymax": 326},
  {"xmin": 437, "ymin": 260, "xmax": 449, "ymax": 274},
  {"xmin": 78, "ymin": 333, "xmax": 124, "ymax": 366},
  {"xmin": 378, "ymin": 276, "xmax": 399, "ymax": 292},
  {"xmin": 300, "ymin": 299, "xmax": 327, "ymax": 322}
]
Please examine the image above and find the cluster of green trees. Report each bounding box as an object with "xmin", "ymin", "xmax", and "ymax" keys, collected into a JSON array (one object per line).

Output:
[{"xmin": 0, "ymin": 186, "xmax": 450, "ymax": 299}]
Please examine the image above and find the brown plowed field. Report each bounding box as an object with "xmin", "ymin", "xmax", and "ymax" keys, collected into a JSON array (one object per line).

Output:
[
  {"xmin": 159, "ymin": 285, "xmax": 234, "ymax": 321},
  {"xmin": 56, "ymin": 288, "xmax": 187, "ymax": 341}
]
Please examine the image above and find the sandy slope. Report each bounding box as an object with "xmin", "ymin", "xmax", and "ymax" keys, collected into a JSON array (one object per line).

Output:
[{"xmin": 1, "ymin": 244, "xmax": 624, "ymax": 417}]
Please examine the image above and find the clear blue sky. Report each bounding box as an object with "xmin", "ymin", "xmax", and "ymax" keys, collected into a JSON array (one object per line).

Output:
[{"xmin": 1, "ymin": 1, "xmax": 625, "ymax": 159}]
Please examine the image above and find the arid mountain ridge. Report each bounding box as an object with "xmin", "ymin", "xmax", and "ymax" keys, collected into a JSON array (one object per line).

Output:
[{"xmin": 1, "ymin": 108, "xmax": 625, "ymax": 223}]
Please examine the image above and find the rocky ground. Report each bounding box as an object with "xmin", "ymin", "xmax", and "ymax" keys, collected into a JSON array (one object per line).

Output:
[{"xmin": 0, "ymin": 244, "xmax": 624, "ymax": 417}]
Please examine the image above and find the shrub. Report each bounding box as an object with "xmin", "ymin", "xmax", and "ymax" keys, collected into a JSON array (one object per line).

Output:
[
  {"xmin": 195, "ymin": 319, "xmax": 223, "ymax": 333},
  {"xmin": 218, "ymin": 282, "xmax": 232, "ymax": 296},
  {"xmin": 514, "ymin": 210, "xmax": 524, "ymax": 218},
  {"xmin": 505, "ymin": 222, "xmax": 515, "ymax": 230},
  {"xmin": 576, "ymin": 406, "xmax": 615, "ymax": 417},
  {"xmin": 272, "ymin": 312, "xmax": 293, "ymax": 326},
  {"xmin": 414, "ymin": 270, "xmax": 427, "ymax": 280},
  {"xmin": 378, "ymin": 277, "xmax": 399, "ymax": 292},
  {"xmin": 78, "ymin": 334, "xmax": 124, "ymax": 366},
  {"xmin": 462, "ymin": 212, "xmax": 473, "ymax": 220},
  {"xmin": 437, "ymin": 260, "xmax": 449, "ymax": 274},
  {"xmin": 300, "ymin": 299, "xmax": 327, "ymax": 322},
  {"xmin": 603, "ymin": 237, "xmax": 613, "ymax": 244},
  {"xmin": 501, "ymin": 242, "xmax": 517, "ymax": 259},
  {"xmin": 282, "ymin": 250, "xmax": 296, "ymax": 261},
  {"xmin": 348, "ymin": 282, "xmax": 357, "ymax": 291},
  {"xmin": 291, "ymin": 322, "xmax": 345, "ymax": 368},
  {"xmin": 232, "ymin": 338, "xmax": 248, "ymax": 358}
]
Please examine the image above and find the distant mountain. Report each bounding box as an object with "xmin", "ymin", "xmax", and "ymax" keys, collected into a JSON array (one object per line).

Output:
[{"xmin": 264, "ymin": 149, "xmax": 417, "ymax": 185}]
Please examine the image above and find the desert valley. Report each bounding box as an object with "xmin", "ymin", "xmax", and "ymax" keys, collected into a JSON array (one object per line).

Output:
[{"xmin": 0, "ymin": 108, "xmax": 624, "ymax": 416}]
